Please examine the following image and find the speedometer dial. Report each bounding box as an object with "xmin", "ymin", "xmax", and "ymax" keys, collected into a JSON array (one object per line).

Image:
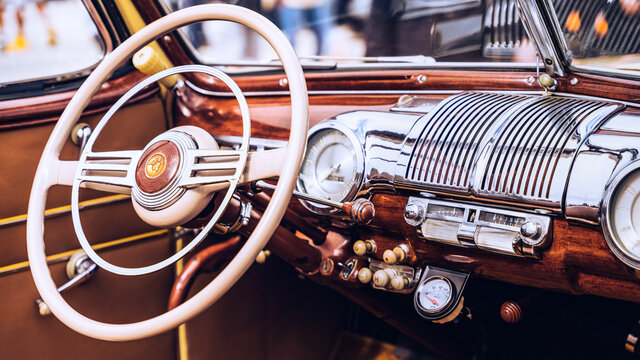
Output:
[
  {"xmin": 603, "ymin": 165, "xmax": 640, "ymax": 270},
  {"xmin": 297, "ymin": 124, "xmax": 364, "ymax": 214}
]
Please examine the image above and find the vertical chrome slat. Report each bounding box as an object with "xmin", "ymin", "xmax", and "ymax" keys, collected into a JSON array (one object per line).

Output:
[
  {"xmin": 432, "ymin": 93, "xmax": 494, "ymax": 186},
  {"xmin": 394, "ymin": 92, "xmax": 623, "ymax": 210},
  {"xmin": 459, "ymin": 95, "xmax": 525, "ymax": 187},
  {"xmin": 481, "ymin": 96, "xmax": 542, "ymax": 192},
  {"xmin": 407, "ymin": 94, "xmax": 468, "ymax": 181},
  {"xmin": 500, "ymin": 97, "xmax": 571, "ymax": 194},
  {"xmin": 531, "ymin": 101, "xmax": 598, "ymax": 198},
  {"xmin": 521, "ymin": 99, "xmax": 586, "ymax": 197},
  {"xmin": 448, "ymin": 94, "xmax": 514, "ymax": 188},
  {"xmin": 541, "ymin": 102, "xmax": 606, "ymax": 198},
  {"xmin": 419, "ymin": 95, "xmax": 477, "ymax": 186},
  {"xmin": 514, "ymin": 99, "xmax": 575, "ymax": 195},
  {"xmin": 494, "ymin": 97, "xmax": 561, "ymax": 193}
]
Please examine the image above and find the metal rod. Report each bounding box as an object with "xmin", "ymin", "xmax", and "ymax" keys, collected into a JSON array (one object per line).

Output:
[{"xmin": 253, "ymin": 180, "xmax": 343, "ymax": 209}]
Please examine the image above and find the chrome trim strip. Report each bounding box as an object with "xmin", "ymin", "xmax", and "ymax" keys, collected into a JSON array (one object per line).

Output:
[
  {"xmin": 0, "ymin": 229, "xmax": 169, "ymax": 277},
  {"xmin": 515, "ymin": 0, "xmax": 569, "ymax": 77},
  {"xmin": 600, "ymin": 160, "xmax": 640, "ymax": 270},
  {"xmin": 0, "ymin": 195, "xmax": 129, "ymax": 229}
]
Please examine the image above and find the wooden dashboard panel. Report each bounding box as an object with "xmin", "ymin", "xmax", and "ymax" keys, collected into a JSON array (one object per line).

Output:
[{"xmin": 171, "ymin": 86, "xmax": 640, "ymax": 303}]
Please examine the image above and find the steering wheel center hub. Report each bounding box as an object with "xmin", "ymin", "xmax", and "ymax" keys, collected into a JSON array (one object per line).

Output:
[{"xmin": 136, "ymin": 140, "xmax": 181, "ymax": 193}]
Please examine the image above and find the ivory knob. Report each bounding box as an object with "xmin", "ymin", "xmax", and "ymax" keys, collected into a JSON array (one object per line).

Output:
[
  {"xmin": 353, "ymin": 241, "xmax": 368, "ymax": 256},
  {"xmin": 353, "ymin": 239, "xmax": 375, "ymax": 256},
  {"xmin": 372, "ymin": 270, "xmax": 391, "ymax": 287},
  {"xmin": 358, "ymin": 268, "xmax": 372, "ymax": 284},
  {"xmin": 390, "ymin": 276, "xmax": 409, "ymax": 290},
  {"xmin": 255, "ymin": 250, "xmax": 271, "ymax": 264},
  {"xmin": 383, "ymin": 246, "xmax": 407, "ymax": 264}
]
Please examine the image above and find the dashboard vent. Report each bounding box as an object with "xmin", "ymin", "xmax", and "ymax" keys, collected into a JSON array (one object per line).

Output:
[{"xmin": 395, "ymin": 92, "xmax": 623, "ymax": 209}]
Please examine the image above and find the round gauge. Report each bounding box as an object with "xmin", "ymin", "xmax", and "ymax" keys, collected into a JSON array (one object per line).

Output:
[
  {"xmin": 603, "ymin": 165, "xmax": 640, "ymax": 269},
  {"xmin": 297, "ymin": 123, "xmax": 364, "ymax": 214},
  {"xmin": 415, "ymin": 276, "xmax": 454, "ymax": 314}
]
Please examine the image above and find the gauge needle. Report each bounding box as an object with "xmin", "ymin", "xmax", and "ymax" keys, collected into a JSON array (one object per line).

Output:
[
  {"xmin": 425, "ymin": 295, "xmax": 438, "ymax": 306},
  {"xmin": 320, "ymin": 163, "xmax": 342, "ymax": 182}
]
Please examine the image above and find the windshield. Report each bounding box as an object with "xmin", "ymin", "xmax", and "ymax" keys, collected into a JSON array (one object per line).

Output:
[
  {"xmin": 163, "ymin": 0, "xmax": 535, "ymax": 65},
  {"xmin": 551, "ymin": 0, "xmax": 640, "ymax": 73}
]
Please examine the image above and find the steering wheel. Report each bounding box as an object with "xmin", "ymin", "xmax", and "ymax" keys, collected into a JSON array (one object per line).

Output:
[{"xmin": 26, "ymin": 4, "xmax": 308, "ymax": 341}]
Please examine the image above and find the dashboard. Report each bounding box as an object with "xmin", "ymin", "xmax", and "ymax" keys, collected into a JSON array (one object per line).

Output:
[{"xmin": 241, "ymin": 90, "xmax": 640, "ymax": 323}]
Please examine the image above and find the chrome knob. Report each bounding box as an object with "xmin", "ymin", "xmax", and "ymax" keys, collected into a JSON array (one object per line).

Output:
[
  {"xmin": 404, "ymin": 203, "xmax": 424, "ymax": 226},
  {"xmin": 520, "ymin": 221, "xmax": 540, "ymax": 239}
]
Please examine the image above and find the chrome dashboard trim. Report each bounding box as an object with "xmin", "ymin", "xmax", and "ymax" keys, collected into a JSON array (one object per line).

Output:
[
  {"xmin": 600, "ymin": 159, "xmax": 640, "ymax": 270},
  {"xmin": 395, "ymin": 92, "xmax": 624, "ymax": 211},
  {"xmin": 566, "ymin": 124, "xmax": 640, "ymax": 225},
  {"xmin": 303, "ymin": 111, "xmax": 421, "ymax": 201},
  {"xmin": 296, "ymin": 120, "xmax": 366, "ymax": 215},
  {"xmin": 515, "ymin": 0, "xmax": 569, "ymax": 77}
]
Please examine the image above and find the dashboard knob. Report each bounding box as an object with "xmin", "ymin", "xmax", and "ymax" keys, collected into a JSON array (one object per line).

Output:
[
  {"xmin": 255, "ymin": 250, "xmax": 271, "ymax": 264},
  {"xmin": 390, "ymin": 276, "xmax": 409, "ymax": 290},
  {"xmin": 383, "ymin": 246, "xmax": 407, "ymax": 264},
  {"xmin": 352, "ymin": 239, "xmax": 376, "ymax": 256},
  {"xmin": 520, "ymin": 221, "xmax": 540, "ymax": 239},
  {"xmin": 358, "ymin": 268, "xmax": 372, "ymax": 284},
  {"xmin": 404, "ymin": 203, "xmax": 425, "ymax": 226},
  {"xmin": 373, "ymin": 269, "xmax": 392, "ymax": 287}
]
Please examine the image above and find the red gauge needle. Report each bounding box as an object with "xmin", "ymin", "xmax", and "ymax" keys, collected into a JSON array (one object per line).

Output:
[{"xmin": 425, "ymin": 295, "xmax": 439, "ymax": 306}]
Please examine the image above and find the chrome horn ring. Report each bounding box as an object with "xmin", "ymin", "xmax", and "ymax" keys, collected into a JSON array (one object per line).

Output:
[{"xmin": 71, "ymin": 65, "xmax": 250, "ymax": 276}]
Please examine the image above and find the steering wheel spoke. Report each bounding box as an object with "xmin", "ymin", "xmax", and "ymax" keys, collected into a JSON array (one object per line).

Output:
[
  {"xmin": 76, "ymin": 150, "xmax": 142, "ymax": 193},
  {"xmin": 179, "ymin": 148, "xmax": 242, "ymax": 189},
  {"xmin": 240, "ymin": 147, "xmax": 287, "ymax": 184}
]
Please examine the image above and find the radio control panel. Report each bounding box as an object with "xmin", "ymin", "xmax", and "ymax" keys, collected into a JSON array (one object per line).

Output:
[{"xmin": 404, "ymin": 197, "xmax": 552, "ymax": 258}]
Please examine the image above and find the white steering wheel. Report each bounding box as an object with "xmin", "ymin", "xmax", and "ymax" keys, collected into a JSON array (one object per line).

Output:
[{"xmin": 26, "ymin": 4, "xmax": 308, "ymax": 341}]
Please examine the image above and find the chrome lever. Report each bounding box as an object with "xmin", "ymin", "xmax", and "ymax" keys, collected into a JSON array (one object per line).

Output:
[
  {"xmin": 70, "ymin": 122, "xmax": 92, "ymax": 152},
  {"xmin": 36, "ymin": 251, "xmax": 97, "ymax": 316},
  {"xmin": 251, "ymin": 180, "xmax": 375, "ymax": 225}
]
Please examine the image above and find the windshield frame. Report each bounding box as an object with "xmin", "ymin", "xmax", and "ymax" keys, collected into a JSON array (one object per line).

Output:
[
  {"xmin": 531, "ymin": 0, "xmax": 640, "ymax": 81},
  {"xmin": 155, "ymin": 0, "xmax": 539, "ymax": 74}
]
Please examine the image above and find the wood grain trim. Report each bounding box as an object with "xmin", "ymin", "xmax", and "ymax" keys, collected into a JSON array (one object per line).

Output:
[
  {"xmin": 557, "ymin": 72, "xmax": 640, "ymax": 105},
  {"xmin": 363, "ymin": 193, "xmax": 640, "ymax": 303},
  {"xmin": 0, "ymin": 71, "xmax": 158, "ymax": 130}
]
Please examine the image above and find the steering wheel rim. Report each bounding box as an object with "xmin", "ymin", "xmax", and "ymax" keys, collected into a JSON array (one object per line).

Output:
[{"xmin": 26, "ymin": 4, "xmax": 308, "ymax": 341}]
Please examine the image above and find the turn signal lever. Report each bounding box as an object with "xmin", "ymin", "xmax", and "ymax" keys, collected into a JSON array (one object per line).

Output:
[
  {"xmin": 251, "ymin": 180, "xmax": 375, "ymax": 225},
  {"xmin": 36, "ymin": 251, "xmax": 97, "ymax": 316}
]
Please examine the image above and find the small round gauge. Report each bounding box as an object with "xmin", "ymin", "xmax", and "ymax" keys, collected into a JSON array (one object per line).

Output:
[
  {"xmin": 297, "ymin": 123, "xmax": 364, "ymax": 214},
  {"xmin": 415, "ymin": 276, "xmax": 454, "ymax": 314},
  {"xmin": 603, "ymin": 165, "xmax": 640, "ymax": 269}
]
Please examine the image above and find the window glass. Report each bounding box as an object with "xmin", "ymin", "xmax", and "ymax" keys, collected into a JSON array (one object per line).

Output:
[
  {"xmin": 164, "ymin": 0, "xmax": 535, "ymax": 64},
  {"xmin": 551, "ymin": 0, "xmax": 640, "ymax": 72},
  {"xmin": 0, "ymin": 0, "xmax": 105, "ymax": 85}
]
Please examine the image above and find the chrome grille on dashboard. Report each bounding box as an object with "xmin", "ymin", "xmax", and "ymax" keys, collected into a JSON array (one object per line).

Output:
[{"xmin": 395, "ymin": 92, "xmax": 623, "ymax": 209}]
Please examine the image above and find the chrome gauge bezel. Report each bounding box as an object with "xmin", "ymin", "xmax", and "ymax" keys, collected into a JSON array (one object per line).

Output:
[
  {"xmin": 296, "ymin": 121, "xmax": 365, "ymax": 215},
  {"xmin": 601, "ymin": 160, "xmax": 640, "ymax": 270}
]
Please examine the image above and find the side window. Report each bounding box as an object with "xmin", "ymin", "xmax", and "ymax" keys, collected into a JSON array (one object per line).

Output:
[
  {"xmin": 164, "ymin": 0, "xmax": 536, "ymax": 65},
  {"xmin": 0, "ymin": 0, "xmax": 105, "ymax": 85}
]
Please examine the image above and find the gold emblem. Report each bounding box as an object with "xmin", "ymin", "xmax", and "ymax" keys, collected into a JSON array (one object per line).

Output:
[{"xmin": 145, "ymin": 153, "xmax": 166, "ymax": 179}]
